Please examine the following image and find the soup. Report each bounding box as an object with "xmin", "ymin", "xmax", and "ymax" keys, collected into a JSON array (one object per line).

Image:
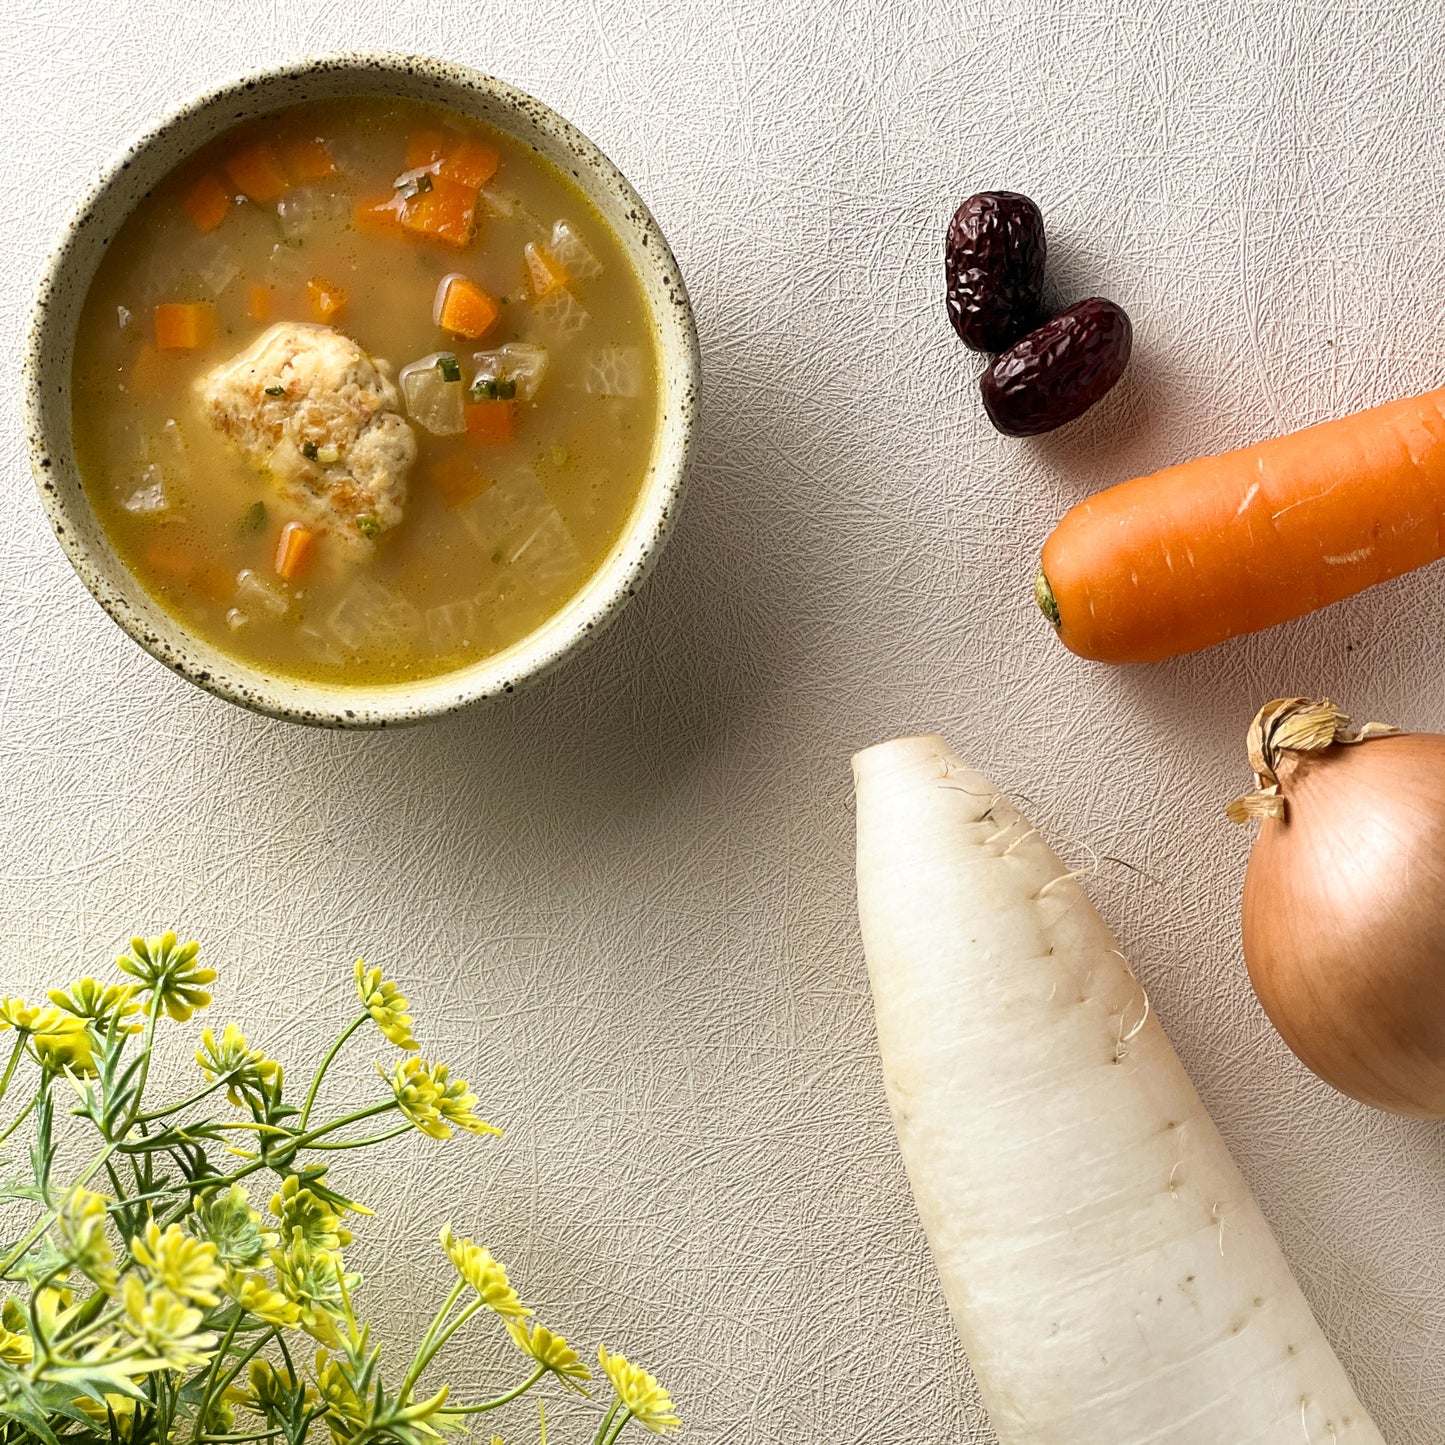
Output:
[{"xmin": 71, "ymin": 97, "xmax": 661, "ymax": 685}]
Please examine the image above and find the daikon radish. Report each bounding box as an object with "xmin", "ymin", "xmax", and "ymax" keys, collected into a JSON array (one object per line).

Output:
[{"xmin": 852, "ymin": 734, "xmax": 1384, "ymax": 1445}]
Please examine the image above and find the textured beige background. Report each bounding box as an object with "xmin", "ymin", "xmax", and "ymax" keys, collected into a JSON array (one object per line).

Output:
[{"xmin": 3, "ymin": 2, "xmax": 1444, "ymax": 1440}]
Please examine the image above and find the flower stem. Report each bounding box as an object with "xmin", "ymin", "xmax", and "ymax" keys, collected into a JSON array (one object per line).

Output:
[
  {"xmin": 0, "ymin": 1141, "xmax": 118, "ymax": 1279},
  {"xmin": 136, "ymin": 1076, "xmax": 231, "ymax": 1122},
  {"xmin": 299, "ymin": 1012, "xmax": 367, "ymax": 1130},
  {"xmin": 303, "ymin": 1123, "xmax": 413, "ymax": 1151},
  {"xmin": 399, "ymin": 1291, "xmax": 481, "ymax": 1399},
  {"xmin": 0, "ymin": 1094, "xmax": 37, "ymax": 1146},
  {"xmin": 192, "ymin": 1307, "xmax": 244, "ymax": 1442},
  {"xmin": 601, "ymin": 1410, "xmax": 633, "ymax": 1445},
  {"xmin": 0, "ymin": 1035, "xmax": 24, "ymax": 1111},
  {"xmin": 443, "ymin": 1366, "xmax": 547, "ymax": 1414},
  {"xmin": 590, "ymin": 1400, "xmax": 622, "ymax": 1445}
]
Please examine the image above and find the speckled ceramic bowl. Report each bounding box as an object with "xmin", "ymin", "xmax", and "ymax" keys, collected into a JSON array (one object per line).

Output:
[{"xmin": 24, "ymin": 53, "xmax": 699, "ymax": 728}]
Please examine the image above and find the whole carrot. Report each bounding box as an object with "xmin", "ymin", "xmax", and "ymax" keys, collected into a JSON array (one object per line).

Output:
[{"xmin": 1036, "ymin": 385, "xmax": 1445, "ymax": 662}]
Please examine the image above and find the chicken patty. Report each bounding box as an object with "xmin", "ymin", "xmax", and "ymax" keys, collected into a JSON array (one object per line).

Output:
[{"xmin": 199, "ymin": 323, "xmax": 416, "ymax": 544}]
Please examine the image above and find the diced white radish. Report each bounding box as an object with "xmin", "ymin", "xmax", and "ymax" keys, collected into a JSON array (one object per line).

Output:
[
  {"xmin": 118, "ymin": 469, "xmax": 168, "ymax": 515},
  {"xmin": 265, "ymin": 241, "xmax": 309, "ymax": 285},
  {"xmin": 583, "ymin": 346, "xmax": 646, "ymax": 398},
  {"xmin": 852, "ymin": 734, "xmax": 1387, "ymax": 1445},
  {"xmin": 117, "ymin": 306, "xmax": 132, "ymax": 330},
  {"xmin": 478, "ymin": 188, "xmax": 519, "ymax": 219},
  {"xmin": 400, "ymin": 354, "xmax": 467, "ymax": 436},
  {"xmin": 424, "ymin": 597, "xmax": 479, "ymax": 653},
  {"xmin": 509, "ymin": 507, "xmax": 583, "ymax": 604},
  {"xmin": 548, "ymin": 220, "xmax": 603, "ymax": 280},
  {"xmin": 469, "ymin": 343, "xmax": 550, "ymax": 403},
  {"xmin": 531, "ymin": 288, "xmax": 590, "ymax": 336},
  {"xmin": 457, "ymin": 466, "xmax": 583, "ymax": 603},
  {"xmin": 186, "ymin": 234, "xmax": 240, "ymax": 296},
  {"xmin": 234, "ymin": 568, "xmax": 289, "ymax": 619},
  {"xmin": 276, "ymin": 187, "xmax": 349, "ymax": 242},
  {"xmin": 326, "ymin": 577, "xmax": 422, "ymax": 653},
  {"xmin": 297, "ymin": 623, "xmax": 346, "ymax": 666},
  {"xmin": 226, "ymin": 608, "xmax": 249, "ymax": 631}
]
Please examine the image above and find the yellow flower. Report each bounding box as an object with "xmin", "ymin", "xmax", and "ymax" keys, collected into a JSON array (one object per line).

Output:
[
  {"xmin": 130, "ymin": 1221, "xmax": 226, "ymax": 1306},
  {"xmin": 506, "ymin": 1321, "xmax": 589, "ymax": 1391},
  {"xmin": 58, "ymin": 1188, "xmax": 118, "ymax": 1292},
  {"xmin": 271, "ymin": 1177, "xmax": 351, "ymax": 1254},
  {"xmin": 117, "ymin": 932, "xmax": 215, "ymax": 1022},
  {"xmin": 0, "ymin": 1000, "xmax": 95, "ymax": 1073},
  {"xmin": 0, "ymin": 997, "xmax": 49, "ymax": 1031},
  {"xmin": 379, "ymin": 1059, "xmax": 500, "ymax": 1142},
  {"xmin": 31, "ymin": 1014, "xmax": 97, "ymax": 1075},
  {"xmin": 73, "ymin": 1394, "xmax": 137, "ymax": 1439},
  {"xmin": 439, "ymin": 1225, "xmax": 529, "ymax": 1320},
  {"xmin": 315, "ymin": 1350, "xmax": 368, "ymax": 1445},
  {"xmin": 190, "ymin": 1185, "xmax": 278, "ymax": 1268},
  {"xmin": 228, "ymin": 1270, "xmax": 301, "ymax": 1328},
  {"xmin": 121, "ymin": 1275, "xmax": 215, "ymax": 1372},
  {"xmin": 0, "ymin": 1314, "xmax": 32, "ymax": 1365},
  {"xmin": 47, "ymin": 979, "xmax": 140, "ymax": 1031},
  {"xmin": 597, "ymin": 1347, "xmax": 680, "ymax": 1435},
  {"xmin": 354, "ymin": 961, "xmax": 418, "ymax": 1051},
  {"xmin": 272, "ymin": 1246, "xmax": 353, "ymax": 1348},
  {"xmin": 196, "ymin": 1023, "xmax": 282, "ymax": 1106}
]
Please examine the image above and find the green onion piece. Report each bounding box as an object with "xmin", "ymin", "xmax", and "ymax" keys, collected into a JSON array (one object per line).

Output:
[
  {"xmin": 301, "ymin": 441, "xmax": 319, "ymax": 461},
  {"xmin": 436, "ymin": 354, "xmax": 462, "ymax": 384},
  {"xmin": 238, "ymin": 500, "xmax": 267, "ymax": 535},
  {"xmin": 396, "ymin": 173, "xmax": 434, "ymax": 201},
  {"xmin": 497, "ymin": 377, "xmax": 517, "ymax": 400},
  {"xmin": 356, "ymin": 515, "xmax": 382, "ymax": 539},
  {"xmin": 264, "ymin": 384, "xmax": 285, "ymax": 397},
  {"xmin": 550, "ymin": 445, "xmax": 569, "ymax": 468},
  {"xmin": 316, "ymin": 444, "xmax": 340, "ymax": 465}
]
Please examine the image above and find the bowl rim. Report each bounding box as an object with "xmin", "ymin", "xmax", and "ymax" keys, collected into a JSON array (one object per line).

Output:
[{"xmin": 24, "ymin": 50, "xmax": 700, "ymax": 729}]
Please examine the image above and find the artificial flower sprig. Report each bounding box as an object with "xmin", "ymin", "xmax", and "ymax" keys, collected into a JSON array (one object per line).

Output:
[{"xmin": 0, "ymin": 934, "xmax": 680, "ymax": 1445}]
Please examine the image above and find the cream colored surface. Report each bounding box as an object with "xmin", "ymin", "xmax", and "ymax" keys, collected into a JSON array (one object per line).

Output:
[{"xmin": 2, "ymin": 2, "xmax": 1444, "ymax": 1441}]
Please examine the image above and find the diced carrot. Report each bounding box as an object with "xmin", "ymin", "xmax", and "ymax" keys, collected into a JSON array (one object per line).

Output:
[
  {"xmin": 406, "ymin": 129, "xmax": 500, "ymax": 189},
  {"xmin": 192, "ymin": 564, "xmax": 235, "ymax": 605},
  {"xmin": 225, "ymin": 143, "xmax": 288, "ymax": 204},
  {"xmin": 399, "ymin": 177, "xmax": 479, "ymax": 248},
  {"xmin": 154, "ymin": 302, "xmax": 217, "ymax": 351},
  {"xmin": 306, "ymin": 276, "xmax": 348, "ymax": 324},
  {"xmin": 144, "ymin": 540, "xmax": 197, "ymax": 579},
  {"xmin": 274, "ymin": 522, "xmax": 316, "ymax": 582},
  {"xmin": 183, "ymin": 174, "xmax": 232, "ymax": 233},
  {"xmin": 441, "ymin": 138, "xmax": 499, "ymax": 190},
  {"xmin": 353, "ymin": 192, "xmax": 404, "ymax": 235},
  {"xmin": 405, "ymin": 129, "xmax": 450, "ymax": 170},
  {"xmin": 522, "ymin": 242, "xmax": 568, "ymax": 297},
  {"xmin": 247, "ymin": 283, "xmax": 274, "ymax": 324},
  {"xmin": 281, "ymin": 135, "xmax": 336, "ymax": 183},
  {"xmin": 464, "ymin": 401, "xmax": 516, "ymax": 446},
  {"xmin": 435, "ymin": 274, "xmax": 499, "ymax": 339},
  {"xmin": 428, "ymin": 453, "xmax": 492, "ymax": 508}
]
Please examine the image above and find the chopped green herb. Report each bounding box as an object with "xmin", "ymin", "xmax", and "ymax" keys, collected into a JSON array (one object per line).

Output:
[
  {"xmin": 396, "ymin": 172, "xmax": 434, "ymax": 201},
  {"xmin": 549, "ymin": 444, "xmax": 570, "ymax": 468},
  {"xmin": 301, "ymin": 441, "xmax": 319, "ymax": 461},
  {"xmin": 470, "ymin": 376, "xmax": 516, "ymax": 402},
  {"xmin": 436, "ymin": 354, "xmax": 463, "ymax": 384},
  {"xmin": 238, "ymin": 500, "xmax": 267, "ymax": 536},
  {"xmin": 263, "ymin": 384, "xmax": 285, "ymax": 397},
  {"xmin": 490, "ymin": 549, "xmax": 505, "ymax": 566},
  {"xmin": 356, "ymin": 515, "xmax": 382, "ymax": 539},
  {"xmin": 500, "ymin": 296, "xmax": 510, "ymax": 305}
]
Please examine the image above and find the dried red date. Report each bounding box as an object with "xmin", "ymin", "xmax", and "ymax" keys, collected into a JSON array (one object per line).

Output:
[
  {"xmin": 980, "ymin": 298, "xmax": 1131, "ymax": 436},
  {"xmin": 945, "ymin": 192, "xmax": 1047, "ymax": 353}
]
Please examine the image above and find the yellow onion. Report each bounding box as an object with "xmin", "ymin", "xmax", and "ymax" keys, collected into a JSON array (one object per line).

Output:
[{"xmin": 1228, "ymin": 696, "xmax": 1445, "ymax": 1116}]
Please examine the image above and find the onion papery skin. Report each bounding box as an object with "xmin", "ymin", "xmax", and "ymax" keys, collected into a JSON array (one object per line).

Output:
[{"xmin": 1242, "ymin": 732, "xmax": 1445, "ymax": 1116}]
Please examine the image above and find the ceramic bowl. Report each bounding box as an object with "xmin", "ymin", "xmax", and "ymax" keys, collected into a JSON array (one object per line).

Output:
[{"xmin": 24, "ymin": 53, "xmax": 699, "ymax": 728}]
